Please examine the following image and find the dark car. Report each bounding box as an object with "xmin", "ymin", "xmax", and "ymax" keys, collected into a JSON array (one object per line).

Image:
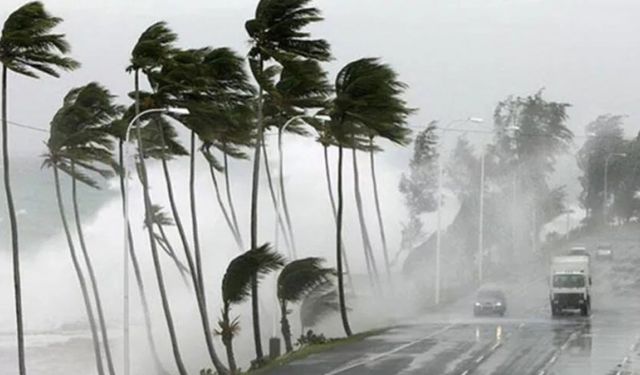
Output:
[{"xmin": 474, "ymin": 289, "xmax": 507, "ymax": 316}]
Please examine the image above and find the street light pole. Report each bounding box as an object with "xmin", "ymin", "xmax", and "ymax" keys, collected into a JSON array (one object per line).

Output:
[
  {"xmin": 122, "ymin": 107, "xmax": 189, "ymax": 375},
  {"xmin": 477, "ymin": 150, "xmax": 485, "ymax": 283},
  {"xmin": 435, "ymin": 117, "xmax": 483, "ymax": 305}
]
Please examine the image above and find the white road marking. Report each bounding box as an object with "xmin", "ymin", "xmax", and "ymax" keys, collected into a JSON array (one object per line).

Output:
[
  {"xmin": 475, "ymin": 355, "xmax": 485, "ymax": 364},
  {"xmin": 460, "ymin": 371, "xmax": 469, "ymax": 375},
  {"xmin": 323, "ymin": 324, "xmax": 456, "ymax": 375}
]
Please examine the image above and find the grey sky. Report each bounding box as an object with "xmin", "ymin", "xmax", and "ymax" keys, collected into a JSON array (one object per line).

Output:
[{"xmin": 2, "ymin": 0, "xmax": 640, "ymax": 210}]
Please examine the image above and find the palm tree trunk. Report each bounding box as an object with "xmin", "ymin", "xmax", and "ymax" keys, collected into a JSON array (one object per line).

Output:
[
  {"xmin": 223, "ymin": 150, "xmax": 244, "ymax": 249},
  {"xmin": 369, "ymin": 138, "xmax": 391, "ymax": 282},
  {"xmin": 207, "ymin": 155, "xmax": 242, "ymax": 250},
  {"xmin": 53, "ymin": 165, "xmax": 105, "ymax": 375},
  {"xmin": 117, "ymin": 140, "xmax": 168, "ymax": 375},
  {"xmin": 279, "ymin": 300, "xmax": 293, "ymax": 353},
  {"xmin": 352, "ymin": 147, "xmax": 380, "ymax": 287},
  {"xmin": 2, "ymin": 65, "xmax": 26, "ymax": 375},
  {"xmin": 277, "ymin": 128, "xmax": 297, "ymax": 258},
  {"xmin": 70, "ymin": 163, "xmax": 116, "ymax": 375},
  {"xmin": 189, "ymin": 131, "xmax": 204, "ymax": 291},
  {"xmin": 250, "ymin": 60, "xmax": 265, "ymax": 359},
  {"xmin": 133, "ymin": 117, "xmax": 188, "ymax": 375},
  {"xmin": 336, "ymin": 145, "xmax": 352, "ymax": 337},
  {"xmin": 155, "ymin": 115, "xmax": 228, "ymax": 374},
  {"xmin": 323, "ymin": 145, "xmax": 353, "ymax": 288},
  {"xmin": 261, "ymin": 137, "xmax": 292, "ymax": 256},
  {"xmin": 222, "ymin": 304, "xmax": 237, "ymax": 374}
]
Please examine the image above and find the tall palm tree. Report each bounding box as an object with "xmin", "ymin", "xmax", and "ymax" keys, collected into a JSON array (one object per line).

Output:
[
  {"xmin": 43, "ymin": 83, "xmax": 120, "ymax": 375},
  {"xmin": 315, "ymin": 126, "xmax": 353, "ymax": 288},
  {"xmin": 63, "ymin": 84, "xmax": 121, "ymax": 375},
  {"xmin": 277, "ymin": 257, "xmax": 334, "ymax": 352},
  {"xmin": 128, "ymin": 22, "xmax": 191, "ymax": 375},
  {"xmin": 0, "ymin": 3, "xmax": 78, "ymax": 373},
  {"xmin": 245, "ymin": 0, "xmax": 330, "ymax": 358},
  {"xmin": 219, "ymin": 244, "xmax": 284, "ymax": 374},
  {"xmin": 327, "ymin": 58, "xmax": 413, "ymax": 336}
]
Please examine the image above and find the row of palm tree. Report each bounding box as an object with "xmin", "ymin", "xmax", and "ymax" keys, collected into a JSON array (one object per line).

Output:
[{"xmin": 1, "ymin": 0, "xmax": 413, "ymax": 374}]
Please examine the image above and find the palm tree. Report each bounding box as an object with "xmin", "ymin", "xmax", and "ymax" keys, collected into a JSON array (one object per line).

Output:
[
  {"xmin": 63, "ymin": 84, "xmax": 121, "ymax": 375},
  {"xmin": 219, "ymin": 244, "xmax": 285, "ymax": 373},
  {"xmin": 277, "ymin": 258, "xmax": 334, "ymax": 352},
  {"xmin": 108, "ymin": 113, "xmax": 169, "ymax": 375},
  {"xmin": 316, "ymin": 125, "xmax": 353, "ymax": 288},
  {"xmin": 128, "ymin": 23, "xmax": 190, "ymax": 375},
  {"xmin": 327, "ymin": 58, "xmax": 413, "ymax": 336},
  {"xmin": 300, "ymin": 282, "xmax": 339, "ymax": 332},
  {"xmin": 0, "ymin": 3, "xmax": 79, "ymax": 373},
  {"xmin": 43, "ymin": 83, "xmax": 120, "ymax": 375},
  {"xmin": 245, "ymin": 0, "xmax": 330, "ymax": 358}
]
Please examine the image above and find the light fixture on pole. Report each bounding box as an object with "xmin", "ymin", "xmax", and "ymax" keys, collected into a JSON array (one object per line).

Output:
[
  {"xmin": 435, "ymin": 117, "xmax": 483, "ymax": 305},
  {"xmin": 122, "ymin": 106, "xmax": 189, "ymax": 375}
]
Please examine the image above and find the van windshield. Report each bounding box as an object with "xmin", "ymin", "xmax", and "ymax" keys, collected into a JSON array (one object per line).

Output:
[{"xmin": 553, "ymin": 274, "xmax": 585, "ymax": 288}]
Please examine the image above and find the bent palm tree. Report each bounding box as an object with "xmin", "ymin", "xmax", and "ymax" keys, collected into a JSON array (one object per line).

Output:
[
  {"xmin": 246, "ymin": 0, "xmax": 330, "ymax": 358},
  {"xmin": 219, "ymin": 244, "xmax": 285, "ymax": 373},
  {"xmin": 327, "ymin": 58, "xmax": 413, "ymax": 336},
  {"xmin": 43, "ymin": 83, "xmax": 120, "ymax": 375},
  {"xmin": 0, "ymin": 3, "xmax": 78, "ymax": 373},
  {"xmin": 277, "ymin": 258, "xmax": 334, "ymax": 352},
  {"xmin": 129, "ymin": 22, "xmax": 190, "ymax": 375}
]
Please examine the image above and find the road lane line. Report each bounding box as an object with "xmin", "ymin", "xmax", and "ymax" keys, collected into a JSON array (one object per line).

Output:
[
  {"xmin": 460, "ymin": 371, "xmax": 469, "ymax": 375},
  {"xmin": 475, "ymin": 355, "xmax": 485, "ymax": 364},
  {"xmin": 323, "ymin": 324, "xmax": 456, "ymax": 375}
]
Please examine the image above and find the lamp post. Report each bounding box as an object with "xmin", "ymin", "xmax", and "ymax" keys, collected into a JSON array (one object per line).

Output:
[
  {"xmin": 603, "ymin": 152, "xmax": 627, "ymax": 224},
  {"xmin": 435, "ymin": 117, "xmax": 483, "ymax": 305},
  {"xmin": 122, "ymin": 107, "xmax": 189, "ymax": 375}
]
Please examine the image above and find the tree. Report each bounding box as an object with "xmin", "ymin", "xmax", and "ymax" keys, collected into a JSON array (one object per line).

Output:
[
  {"xmin": 277, "ymin": 257, "xmax": 334, "ymax": 352},
  {"xmin": 398, "ymin": 123, "xmax": 438, "ymax": 255},
  {"xmin": 43, "ymin": 83, "xmax": 120, "ymax": 375},
  {"xmin": 492, "ymin": 91, "xmax": 572, "ymax": 257},
  {"xmin": 577, "ymin": 114, "xmax": 627, "ymax": 223},
  {"xmin": 219, "ymin": 244, "xmax": 284, "ymax": 373},
  {"xmin": 327, "ymin": 58, "xmax": 412, "ymax": 336},
  {"xmin": 128, "ymin": 22, "xmax": 190, "ymax": 375},
  {"xmin": 245, "ymin": 0, "xmax": 330, "ymax": 359},
  {"xmin": 0, "ymin": 3, "xmax": 79, "ymax": 373}
]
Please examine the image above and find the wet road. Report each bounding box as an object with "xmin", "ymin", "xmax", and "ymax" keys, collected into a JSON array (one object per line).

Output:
[{"xmin": 269, "ymin": 244, "xmax": 640, "ymax": 375}]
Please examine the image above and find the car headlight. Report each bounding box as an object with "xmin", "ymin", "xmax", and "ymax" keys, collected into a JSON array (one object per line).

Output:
[
  {"xmin": 495, "ymin": 302, "xmax": 502, "ymax": 306},
  {"xmin": 475, "ymin": 302, "xmax": 481, "ymax": 306}
]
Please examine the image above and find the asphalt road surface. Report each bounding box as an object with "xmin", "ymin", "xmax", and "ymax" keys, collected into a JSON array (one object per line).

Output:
[{"xmin": 268, "ymin": 242, "xmax": 640, "ymax": 375}]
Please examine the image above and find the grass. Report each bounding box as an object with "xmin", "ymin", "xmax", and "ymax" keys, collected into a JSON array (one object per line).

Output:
[{"xmin": 245, "ymin": 328, "xmax": 388, "ymax": 374}]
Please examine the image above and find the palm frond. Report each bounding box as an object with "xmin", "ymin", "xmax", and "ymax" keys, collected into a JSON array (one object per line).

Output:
[
  {"xmin": 128, "ymin": 21, "xmax": 177, "ymax": 73},
  {"xmin": 222, "ymin": 243, "xmax": 285, "ymax": 306},
  {"xmin": 277, "ymin": 257, "xmax": 334, "ymax": 303},
  {"xmin": 1, "ymin": 2, "xmax": 80, "ymax": 78}
]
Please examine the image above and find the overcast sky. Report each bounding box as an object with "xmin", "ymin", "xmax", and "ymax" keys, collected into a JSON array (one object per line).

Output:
[{"xmin": 3, "ymin": 0, "xmax": 640, "ymax": 155}]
